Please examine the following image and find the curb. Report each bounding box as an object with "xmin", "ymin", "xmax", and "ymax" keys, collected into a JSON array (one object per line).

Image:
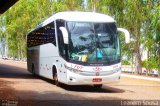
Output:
[
  {"xmin": 121, "ymin": 74, "xmax": 160, "ymax": 82},
  {"xmin": 0, "ymin": 59, "xmax": 27, "ymax": 64}
]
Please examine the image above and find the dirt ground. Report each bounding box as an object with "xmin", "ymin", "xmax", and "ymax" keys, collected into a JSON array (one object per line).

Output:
[{"xmin": 0, "ymin": 59, "xmax": 160, "ymax": 106}]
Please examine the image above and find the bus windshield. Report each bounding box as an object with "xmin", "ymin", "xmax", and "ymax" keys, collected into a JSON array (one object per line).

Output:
[{"xmin": 67, "ymin": 22, "xmax": 120, "ymax": 65}]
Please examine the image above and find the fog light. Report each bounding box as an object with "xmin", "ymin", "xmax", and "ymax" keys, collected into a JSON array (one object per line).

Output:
[{"xmin": 69, "ymin": 77, "xmax": 76, "ymax": 82}]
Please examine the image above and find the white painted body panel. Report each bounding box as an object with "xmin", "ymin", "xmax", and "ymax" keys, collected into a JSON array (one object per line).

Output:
[
  {"xmin": 64, "ymin": 63, "xmax": 121, "ymax": 85},
  {"xmin": 42, "ymin": 11, "xmax": 115, "ymax": 27}
]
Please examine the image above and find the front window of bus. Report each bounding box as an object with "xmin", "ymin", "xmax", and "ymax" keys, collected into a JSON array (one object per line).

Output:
[{"xmin": 67, "ymin": 22, "xmax": 120, "ymax": 65}]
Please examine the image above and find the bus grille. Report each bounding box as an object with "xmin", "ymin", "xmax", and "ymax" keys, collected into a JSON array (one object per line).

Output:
[{"xmin": 79, "ymin": 70, "xmax": 118, "ymax": 76}]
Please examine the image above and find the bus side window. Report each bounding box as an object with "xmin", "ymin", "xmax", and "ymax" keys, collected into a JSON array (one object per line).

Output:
[
  {"xmin": 56, "ymin": 20, "xmax": 65, "ymax": 58},
  {"xmin": 44, "ymin": 22, "xmax": 56, "ymax": 46}
]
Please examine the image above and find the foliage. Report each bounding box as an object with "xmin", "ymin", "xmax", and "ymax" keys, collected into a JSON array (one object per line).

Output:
[
  {"xmin": 0, "ymin": 0, "xmax": 159, "ymax": 74},
  {"xmin": 142, "ymin": 57, "xmax": 157, "ymax": 70},
  {"xmin": 122, "ymin": 60, "xmax": 131, "ymax": 65}
]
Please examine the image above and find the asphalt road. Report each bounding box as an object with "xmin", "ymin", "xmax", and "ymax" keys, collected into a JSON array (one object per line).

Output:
[{"xmin": 0, "ymin": 59, "xmax": 160, "ymax": 106}]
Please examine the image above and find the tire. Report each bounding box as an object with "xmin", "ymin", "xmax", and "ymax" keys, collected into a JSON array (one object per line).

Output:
[
  {"xmin": 93, "ymin": 84, "xmax": 102, "ymax": 89},
  {"xmin": 53, "ymin": 66, "xmax": 60, "ymax": 86}
]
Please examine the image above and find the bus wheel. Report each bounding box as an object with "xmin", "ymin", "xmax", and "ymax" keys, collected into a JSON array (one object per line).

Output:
[
  {"xmin": 53, "ymin": 67, "xmax": 59, "ymax": 86},
  {"xmin": 93, "ymin": 84, "xmax": 102, "ymax": 89}
]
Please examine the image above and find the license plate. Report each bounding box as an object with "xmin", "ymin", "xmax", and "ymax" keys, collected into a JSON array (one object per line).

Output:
[{"xmin": 92, "ymin": 78, "xmax": 102, "ymax": 82}]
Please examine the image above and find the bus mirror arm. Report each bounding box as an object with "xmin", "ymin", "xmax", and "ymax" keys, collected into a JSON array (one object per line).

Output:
[
  {"xmin": 59, "ymin": 27, "xmax": 69, "ymax": 44},
  {"xmin": 117, "ymin": 28, "xmax": 130, "ymax": 43}
]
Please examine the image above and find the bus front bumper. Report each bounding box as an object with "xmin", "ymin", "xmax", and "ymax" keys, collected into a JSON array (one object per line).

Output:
[{"xmin": 66, "ymin": 71, "xmax": 121, "ymax": 85}]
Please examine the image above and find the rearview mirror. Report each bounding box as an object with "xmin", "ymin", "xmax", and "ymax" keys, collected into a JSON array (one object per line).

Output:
[
  {"xmin": 117, "ymin": 28, "xmax": 130, "ymax": 43},
  {"xmin": 59, "ymin": 27, "xmax": 69, "ymax": 44}
]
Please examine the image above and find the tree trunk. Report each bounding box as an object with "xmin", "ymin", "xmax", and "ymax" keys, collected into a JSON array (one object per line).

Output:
[
  {"xmin": 134, "ymin": 31, "xmax": 142, "ymax": 75},
  {"xmin": 158, "ymin": 53, "xmax": 160, "ymax": 77},
  {"xmin": 135, "ymin": 51, "xmax": 142, "ymax": 74},
  {"xmin": 146, "ymin": 51, "xmax": 150, "ymax": 76}
]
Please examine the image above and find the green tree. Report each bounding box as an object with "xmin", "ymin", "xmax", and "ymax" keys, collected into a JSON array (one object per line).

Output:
[{"xmin": 0, "ymin": 0, "xmax": 159, "ymax": 76}]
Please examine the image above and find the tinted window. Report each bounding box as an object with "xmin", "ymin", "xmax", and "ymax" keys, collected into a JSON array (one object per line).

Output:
[
  {"xmin": 56, "ymin": 19, "xmax": 66, "ymax": 58},
  {"xmin": 27, "ymin": 22, "xmax": 56, "ymax": 47}
]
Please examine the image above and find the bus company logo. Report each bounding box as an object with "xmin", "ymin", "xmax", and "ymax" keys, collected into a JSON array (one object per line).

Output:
[
  {"xmin": 113, "ymin": 65, "xmax": 118, "ymax": 68},
  {"xmin": 96, "ymin": 72, "xmax": 100, "ymax": 76},
  {"xmin": 93, "ymin": 67, "xmax": 102, "ymax": 71},
  {"xmin": 74, "ymin": 65, "xmax": 83, "ymax": 70}
]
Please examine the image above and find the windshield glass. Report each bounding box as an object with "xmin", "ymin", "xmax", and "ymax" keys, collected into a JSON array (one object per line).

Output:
[{"xmin": 67, "ymin": 22, "xmax": 120, "ymax": 65}]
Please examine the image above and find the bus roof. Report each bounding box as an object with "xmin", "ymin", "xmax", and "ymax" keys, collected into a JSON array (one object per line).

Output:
[
  {"xmin": 42, "ymin": 11, "xmax": 115, "ymax": 27},
  {"xmin": 27, "ymin": 11, "xmax": 115, "ymax": 35}
]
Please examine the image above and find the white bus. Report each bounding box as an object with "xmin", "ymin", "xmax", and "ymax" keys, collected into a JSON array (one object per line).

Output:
[{"xmin": 27, "ymin": 11, "xmax": 130, "ymax": 89}]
